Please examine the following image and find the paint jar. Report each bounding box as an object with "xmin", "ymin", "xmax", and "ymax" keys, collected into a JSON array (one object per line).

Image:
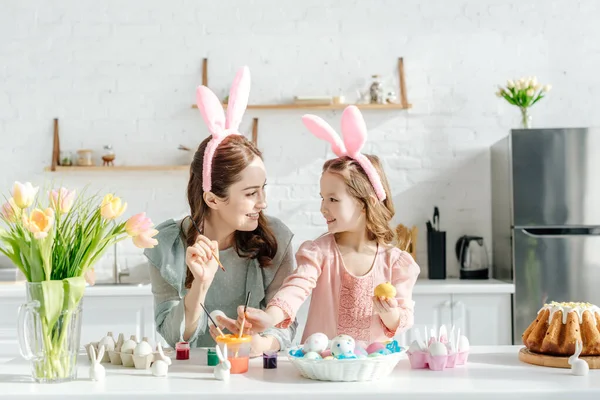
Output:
[
  {"xmin": 263, "ymin": 351, "xmax": 278, "ymax": 369},
  {"xmin": 215, "ymin": 334, "xmax": 252, "ymax": 374},
  {"xmin": 207, "ymin": 348, "xmax": 220, "ymax": 366},
  {"xmin": 176, "ymin": 342, "xmax": 190, "ymax": 360}
]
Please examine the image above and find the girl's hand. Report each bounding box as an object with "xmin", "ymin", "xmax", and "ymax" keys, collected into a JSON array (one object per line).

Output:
[
  {"xmin": 185, "ymin": 234, "xmax": 219, "ymax": 284},
  {"xmin": 209, "ymin": 315, "xmax": 277, "ymax": 357},
  {"xmin": 372, "ymin": 296, "xmax": 399, "ymax": 316},
  {"xmin": 235, "ymin": 306, "xmax": 276, "ymax": 335}
]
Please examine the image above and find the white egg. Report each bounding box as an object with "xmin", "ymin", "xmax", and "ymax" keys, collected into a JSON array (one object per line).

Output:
[
  {"xmin": 303, "ymin": 333, "xmax": 329, "ymax": 354},
  {"xmin": 330, "ymin": 334, "xmax": 356, "ymax": 357},
  {"xmin": 98, "ymin": 335, "xmax": 115, "ymax": 352},
  {"xmin": 428, "ymin": 341, "xmax": 448, "ymax": 357},
  {"xmin": 121, "ymin": 339, "xmax": 137, "ymax": 354},
  {"xmin": 303, "ymin": 351, "xmax": 322, "ymax": 360},
  {"xmin": 134, "ymin": 341, "xmax": 153, "ymax": 357},
  {"xmin": 458, "ymin": 335, "xmax": 470, "ymax": 351},
  {"xmin": 409, "ymin": 340, "xmax": 422, "ymax": 353},
  {"xmin": 209, "ymin": 310, "xmax": 227, "ymax": 326}
]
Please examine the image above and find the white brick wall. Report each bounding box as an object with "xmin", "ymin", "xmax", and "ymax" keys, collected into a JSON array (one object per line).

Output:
[{"xmin": 1, "ymin": 0, "xmax": 597, "ymax": 279}]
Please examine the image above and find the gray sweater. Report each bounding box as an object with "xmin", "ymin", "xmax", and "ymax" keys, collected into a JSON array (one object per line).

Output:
[{"xmin": 143, "ymin": 215, "xmax": 298, "ymax": 350}]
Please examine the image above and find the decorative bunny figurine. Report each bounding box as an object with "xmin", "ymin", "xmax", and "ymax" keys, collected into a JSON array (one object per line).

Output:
[
  {"xmin": 151, "ymin": 343, "xmax": 172, "ymax": 377},
  {"xmin": 89, "ymin": 344, "xmax": 106, "ymax": 381},
  {"xmin": 214, "ymin": 344, "xmax": 231, "ymax": 381},
  {"xmin": 568, "ymin": 340, "xmax": 589, "ymax": 376}
]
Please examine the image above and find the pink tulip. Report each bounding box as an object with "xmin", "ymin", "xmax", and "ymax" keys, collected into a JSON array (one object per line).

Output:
[
  {"xmin": 0, "ymin": 198, "xmax": 19, "ymax": 222},
  {"xmin": 49, "ymin": 188, "xmax": 76, "ymax": 214},
  {"xmin": 125, "ymin": 212, "xmax": 154, "ymax": 237},
  {"xmin": 132, "ymin": 229, "xmax": 158, "ymax": 249}
]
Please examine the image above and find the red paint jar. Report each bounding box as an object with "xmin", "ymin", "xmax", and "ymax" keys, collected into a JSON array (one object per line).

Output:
[{"xmin": 176, "ymin": 341, "xmax": 190, "ymax": 360}]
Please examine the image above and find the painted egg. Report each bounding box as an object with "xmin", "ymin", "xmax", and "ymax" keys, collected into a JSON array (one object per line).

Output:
[
  {"xmin": 320, "ymin": 349, "xmax": 332, "ymax": 358},
  {"xmin": 330, "ymin": 335, "xmax": 356, "ymax": 357},
  {"xmin": 303, "ymin": 332, "xmax": 329, "ymax": 354},
  {"xmin": 354, "ymin": 345, "xmax": 368, "ymax": 357},
  {"xmin": 303, "ymin": 351, "xmax": 322, "ymax": 360},
  {"xmin": 366, "ymin": 342, "xmax": 386, "ymax": 354}
]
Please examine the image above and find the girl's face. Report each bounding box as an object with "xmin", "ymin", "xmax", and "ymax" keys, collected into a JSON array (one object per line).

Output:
[
  {"xmin": 214, "ymin": 156, "xmax": 268, "ymax": 231},
  {"xmin": 319, "ymin": 171, "xmax": 365, "ymax": 234}
]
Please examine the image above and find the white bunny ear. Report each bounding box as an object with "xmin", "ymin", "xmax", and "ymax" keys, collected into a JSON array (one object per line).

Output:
[
  {"xmin": 340, "ymin": 105, "xmax": 367, "ymax": 156},
  {"xmin": 215, "ymin": 345, "xmax": 225, "ymax": 362},
  {"xmin": 225, "ymin": 66, "xmax": 250, "ymax": 132},
  {"xmin": 196, "ymin": 85, "xmax": 227, "ymax": 137},
  {"xmin": 89, "ymin": 344, "xmax": 97, "ymax": 362},
  {"xmin": 301, "ymin": 114, "xmax": 346, "ymax": 157},
  {"xmin": 96, "ymin": 344, "xmax": 105, "ymax": 364},
  {"xmin": 223, "ymin": 344, "xmax": 228, "ymax": 360}
]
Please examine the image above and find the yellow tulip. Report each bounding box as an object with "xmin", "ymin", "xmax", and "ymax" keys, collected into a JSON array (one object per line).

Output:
[
  {"xmin": 23, "ymin": 208, "xmax": 54, "ymax": 239},
  {"xmin": 100, "ymin": 194, "xmax": 127, "ymax": 220},
  {"xmin": 12, "ymin": 181, "xmax": 39, "ymax": 209}
]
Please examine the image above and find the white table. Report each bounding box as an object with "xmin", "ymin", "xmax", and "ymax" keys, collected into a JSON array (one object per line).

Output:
[{"xmin": 1, "ymin": 346, "xmax": 599, "ymax": 399}]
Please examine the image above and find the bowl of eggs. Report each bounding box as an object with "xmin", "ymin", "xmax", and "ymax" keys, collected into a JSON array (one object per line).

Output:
[{"xmin": 286, "ymin": 332, "xmax": 405, "ymax": 382}]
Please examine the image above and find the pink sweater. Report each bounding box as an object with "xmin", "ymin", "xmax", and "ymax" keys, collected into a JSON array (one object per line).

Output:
[{"xmin": 268, "ymin": 234, "xmax": 420, "ymax": 344}]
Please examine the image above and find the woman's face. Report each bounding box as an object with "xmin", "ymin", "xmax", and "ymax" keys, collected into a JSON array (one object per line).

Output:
[{"xmin": 215, "ymin": 156, "xmax": 268, "ymax": 232}]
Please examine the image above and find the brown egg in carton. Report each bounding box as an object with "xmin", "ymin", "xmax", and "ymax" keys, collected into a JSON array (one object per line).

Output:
[{"xmin": 85, "ymin": 333, "xmax": 173, "ymax": 370}]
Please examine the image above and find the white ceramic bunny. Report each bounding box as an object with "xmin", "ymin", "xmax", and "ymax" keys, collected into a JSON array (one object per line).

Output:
[
  {"xmin": 568, "ymin": 340, "xmax": 589, "ymax": 376},
  {"xmin": 89, "ymin": 344, "xmax": 106, "ymax": 381},
  {"xmin": 214, "ymin": 344, "xmax": 231, "ymax": 381},
  {"xmin": 151, "ymin": 343, "xmax": 172, "ymax": 377}
]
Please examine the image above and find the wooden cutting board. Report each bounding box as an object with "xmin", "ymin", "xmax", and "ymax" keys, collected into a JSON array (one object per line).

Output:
[{"xmin": 518, "ymin": 347, "xmax": 600, "ymax": 369}]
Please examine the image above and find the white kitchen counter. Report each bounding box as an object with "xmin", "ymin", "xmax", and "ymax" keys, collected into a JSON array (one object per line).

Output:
[
  {"xmin": 0, "ymin": 346, "xmax": 598, "ymax": 399},
  {"xmin": 0, "ymin": 278, "xmax": 515, "ymax": 297},
  {"xmin": 414, "ymin": 278, "xmax": 514, "ymax": 294}
]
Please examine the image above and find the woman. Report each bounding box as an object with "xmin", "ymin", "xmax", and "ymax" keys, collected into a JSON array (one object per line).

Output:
[{"xmin": 143, "ymin": 67, "xmax": 297, "ymax": 355}]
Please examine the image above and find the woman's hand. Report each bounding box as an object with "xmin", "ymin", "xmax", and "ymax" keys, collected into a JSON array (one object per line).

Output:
[{"xmin": 185, "ymin": 234, "xmax": 219, "ymax": 285}]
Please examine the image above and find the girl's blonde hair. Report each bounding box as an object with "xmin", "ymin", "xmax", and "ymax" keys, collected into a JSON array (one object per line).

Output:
[{"xmin": 323, "ymin": 154, "xmax": 395, "ymax": 244}]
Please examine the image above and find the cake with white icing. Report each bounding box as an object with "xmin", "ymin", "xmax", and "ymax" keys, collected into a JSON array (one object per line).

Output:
[{"xmin": 522, "ymin": 301, "xmax": 600, "ymax": 356}]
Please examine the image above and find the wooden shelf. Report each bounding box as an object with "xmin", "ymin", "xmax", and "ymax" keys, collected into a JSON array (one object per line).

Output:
[
  {"xmin": 44, "ymin": 165, "xmax": 189, "ymax": 172},
  {"xmin": 191, "ymin": 103, "xmax": 411, "ymax": 110}
]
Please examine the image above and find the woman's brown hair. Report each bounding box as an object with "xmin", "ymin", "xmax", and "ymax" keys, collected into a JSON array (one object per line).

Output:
[
  {"xmin": 184, "ymin": 135, "xmax": 277, "ymax": 288},
  {"xmin": 323, "ymin": 154, "xmax": 395, "ymax": 244}
]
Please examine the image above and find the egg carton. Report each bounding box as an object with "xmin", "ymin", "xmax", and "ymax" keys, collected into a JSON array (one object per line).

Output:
[
  {"xmin": 406, "ymin": 324, "xmax": 470, "ymax": 371},
  {"xmin": 85, "ymin": 332, "xmax": 173, "ymax": 370}
]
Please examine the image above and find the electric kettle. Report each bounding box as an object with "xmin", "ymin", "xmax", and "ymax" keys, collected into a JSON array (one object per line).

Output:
[{"xmin": 455, "ymin": 235, "xmax": 489, "ymax": 279}]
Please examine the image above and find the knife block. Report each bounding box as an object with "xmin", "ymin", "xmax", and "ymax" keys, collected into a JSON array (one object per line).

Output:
[{"xmin": 427, "ymin": 230, "xmax": 446, "ymax": 279}]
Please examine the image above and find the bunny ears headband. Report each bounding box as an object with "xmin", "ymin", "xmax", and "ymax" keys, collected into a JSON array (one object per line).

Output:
[
  {"xmin": 302, "ymin": 106, "xmax": 387, "ymax": 202},
  {"xmin": 196, "ymin": 68, "xmax": 385, "ymax": 201},
  {"xmin": 196, "ymin": 66, "xmax": 251, "ymax": 193}
]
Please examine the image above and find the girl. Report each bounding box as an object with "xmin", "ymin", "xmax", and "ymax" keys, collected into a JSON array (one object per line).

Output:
[
  {"xmin": 238, "ymin": 106, "xmax": 420, "ymax": 344},
  {"xmin": 144, "ymin": 67, "xmax": 297, "ymax": 356}
]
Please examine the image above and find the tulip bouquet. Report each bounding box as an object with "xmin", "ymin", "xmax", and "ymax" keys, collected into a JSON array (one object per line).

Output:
[
  {"xmin": 496, "ymin": 76, "xmax": 552, "ymax": 129},
  {"xmin": 0, "ymin": 182, "xmax": 158, "ymax": 382}
]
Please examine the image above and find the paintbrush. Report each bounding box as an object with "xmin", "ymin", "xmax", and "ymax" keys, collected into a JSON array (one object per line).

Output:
[
  {"xmin": 200, "ymin": 303, "xmax": 226, "ymax": 338},
  {"xmin": 189, "ymin": 217, "xmax": 225, "ymax": 272},
  {"xmin": 238, "ymin": 291, "xmax": 251, "ymax": 339}
]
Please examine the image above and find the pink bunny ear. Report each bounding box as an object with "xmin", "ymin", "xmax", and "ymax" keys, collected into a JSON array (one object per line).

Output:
[
  {"xmin": 340, "ymin": 105, "xmax": 367, "ymax": 156},
  {"xmin": 196, "ymin": 86, "xmax": 226, "ymax": 137},
  {"xmin": 301, "ymin": 114, "xmax": 346, "ymax": 157},
  {"xmin": 225, "ymin": 66, "xmax": 250, "ymax": 131}
]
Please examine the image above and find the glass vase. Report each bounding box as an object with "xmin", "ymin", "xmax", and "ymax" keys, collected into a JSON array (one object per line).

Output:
[
  {"xmin": 520, "ymin": 107, "xmax": 532, "ymax": 129},
  {"xmin": 17, "ymin": 281, "xmax": 84, "ymax": 383}
]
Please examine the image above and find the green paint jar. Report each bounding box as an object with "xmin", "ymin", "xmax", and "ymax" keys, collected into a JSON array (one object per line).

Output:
[{"xmin": 207, "ymin": 348, "xmax": 219, "ymax": 366}]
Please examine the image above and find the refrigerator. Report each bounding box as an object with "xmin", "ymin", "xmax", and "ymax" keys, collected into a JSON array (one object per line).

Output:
[{"xmin": 491, "ymin": 128, "xmax": 600, "ymax": 344}]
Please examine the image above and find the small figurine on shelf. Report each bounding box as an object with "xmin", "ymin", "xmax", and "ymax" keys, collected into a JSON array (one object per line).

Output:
[
  {"xmin": 369, "ymin": 75, "xmax": 385, "ymax": 104},
  {"xmin": 102, "ymin": 145, "xmax": 115, "ymax": 167}
]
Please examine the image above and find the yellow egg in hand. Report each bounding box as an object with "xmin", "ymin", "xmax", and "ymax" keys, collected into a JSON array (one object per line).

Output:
[{"xmin": 374, "ymin": 282, "xmax": 396, "ymax": 298}]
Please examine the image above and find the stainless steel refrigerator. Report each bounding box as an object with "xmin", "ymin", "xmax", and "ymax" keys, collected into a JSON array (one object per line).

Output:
[{"xmin": 491, "ymin": 128, "xmax": 600, "ymax": 344}]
